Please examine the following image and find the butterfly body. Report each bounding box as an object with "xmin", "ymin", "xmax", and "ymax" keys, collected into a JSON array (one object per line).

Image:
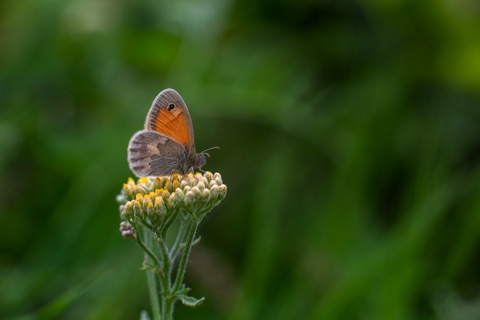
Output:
[{"xmin": 128, "ymin": 89, "xmax": 208, "ymax": 177}]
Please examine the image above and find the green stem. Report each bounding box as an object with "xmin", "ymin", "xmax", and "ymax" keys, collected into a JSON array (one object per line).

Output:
[
  {"xmin": 154, "ymin": 235, "xmax": 174, "ymax": 320},
  {"xmin": 163, "ymin": 296, "xmax": 175, "ymax": 320},
  {"xmin": 137, "ymin": 211, "xmax": 203, "ymax": 319},
  {"xmin": 169, "ymin": 221, "xmax": 186, "ymax": 260},
  {"xmin": 172, "ymin": 219, "xmax": 198, "ymax": 293},
  {"xmin": 143, "ymin": 229, "xmax": 161, "ymax": 320},
  {"xmin": 146, "ymin": 269, "xmax": 161, "ymax": 320},
  {"xmin": 160, "ymin": 209, "xmax": 180, "ymax": 239},
  {"xmin": 133, "ymin": 223, "xmax": 162, "ymax": 269}
]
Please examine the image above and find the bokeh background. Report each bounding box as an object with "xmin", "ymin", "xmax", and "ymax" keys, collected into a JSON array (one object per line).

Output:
[{"xmin": 2, "ymin": 0, "xmax": 480, "ymax": 319}]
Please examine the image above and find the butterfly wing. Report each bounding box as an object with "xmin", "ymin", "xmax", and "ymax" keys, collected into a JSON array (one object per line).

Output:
[
  {"xmin": 144, "ymin": 88, "xmax": 195, "ymax": 148},
  {"xmin": 128, "ymin": 130, "xmax": 187, "ymax": 176}
]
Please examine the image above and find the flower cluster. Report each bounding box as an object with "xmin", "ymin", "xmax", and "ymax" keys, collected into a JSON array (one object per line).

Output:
[
  {"xmin": 118, "ymin": 172, "xmax": 227, "ymax": 228},
  {"xmin": 117, "ymin": 171, "xmax": 227, "ymax": 317}
]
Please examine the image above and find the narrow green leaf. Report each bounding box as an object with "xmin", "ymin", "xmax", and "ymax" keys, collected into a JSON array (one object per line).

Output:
[{"xmin": 179, "ymin": 295, "xmax": 205, "ymax": 308}]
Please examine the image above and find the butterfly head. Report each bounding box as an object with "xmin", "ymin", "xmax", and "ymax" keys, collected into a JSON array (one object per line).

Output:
[
  {"xmin": 195, "ymin": 153, "xmax": 208, "ymax": 169},
  {"xmin": 193, "ymin": 146, "xmax": 219, "ymax": 172}
]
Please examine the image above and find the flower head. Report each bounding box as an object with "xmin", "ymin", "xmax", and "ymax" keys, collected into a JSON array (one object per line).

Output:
[{"xmin": 118, "ymin": 172, "xmax": 227, "ymax": 228}]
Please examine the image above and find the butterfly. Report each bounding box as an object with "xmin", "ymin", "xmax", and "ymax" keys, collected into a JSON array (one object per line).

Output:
[{"xmin": 128, "ymin": 89, "xmax": 212, "ymax": 177}]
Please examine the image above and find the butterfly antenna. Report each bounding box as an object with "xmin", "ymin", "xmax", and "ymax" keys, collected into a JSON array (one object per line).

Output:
[{"xmin": 200, "ymin": 146, "xmax": 220, "ymax": 157}]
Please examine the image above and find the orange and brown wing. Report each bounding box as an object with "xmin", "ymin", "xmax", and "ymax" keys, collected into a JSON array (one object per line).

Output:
[{"xmin": 144, "ymin": 88, "xmax": 195, "ymax": 147}]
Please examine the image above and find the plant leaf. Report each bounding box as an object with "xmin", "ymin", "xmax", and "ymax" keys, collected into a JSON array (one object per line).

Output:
[{"xmin": 179, "ymin": 295, "xmax": 205, "ymax": 308}]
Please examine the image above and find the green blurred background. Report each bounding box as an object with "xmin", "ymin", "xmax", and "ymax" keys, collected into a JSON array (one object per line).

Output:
[{"xmin": 1, "ymin": 0, "xmax": 480, "ymax": 319}]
